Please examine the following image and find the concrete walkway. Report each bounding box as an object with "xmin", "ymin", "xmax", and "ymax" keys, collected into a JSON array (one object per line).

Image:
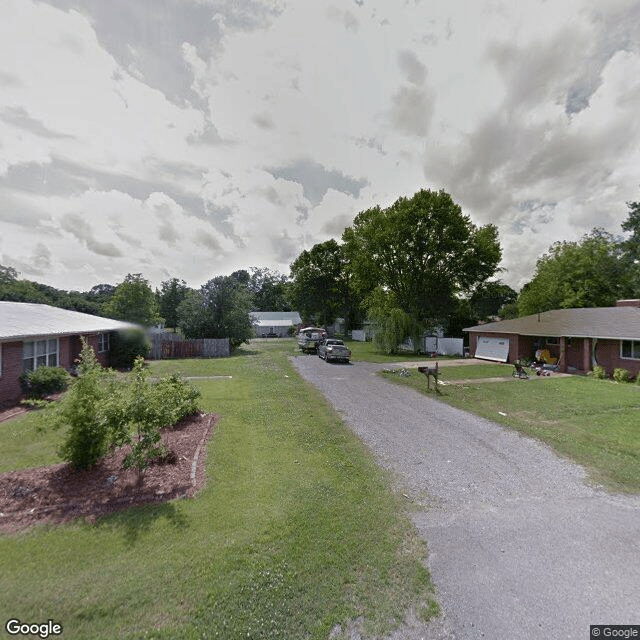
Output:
[{"xmin": 291, "ymin": 356, "xmax": 640, "ymax": 640}]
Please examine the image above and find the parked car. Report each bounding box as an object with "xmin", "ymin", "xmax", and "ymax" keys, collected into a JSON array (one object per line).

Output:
[
  {"xmin": 317, "ymin": 338, "xmax": 351, "ymax": 363},
  {"xmin": 297, "ymin": 327, "xmax": 326, "ymax": 353}
]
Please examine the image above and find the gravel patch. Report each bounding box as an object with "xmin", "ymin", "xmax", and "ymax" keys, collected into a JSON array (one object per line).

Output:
[{"xmin": 291, "ymin": 355, "xmax": 640, "ymax": 640}]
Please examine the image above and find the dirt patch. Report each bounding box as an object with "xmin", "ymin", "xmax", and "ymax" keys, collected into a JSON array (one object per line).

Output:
[{"xmin": 0, "ymin": 412, "xmax": 217, "ymax": 534}]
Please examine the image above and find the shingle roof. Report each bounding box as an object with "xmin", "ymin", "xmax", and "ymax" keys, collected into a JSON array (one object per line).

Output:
[
  {"xmin": 464, "ymin": 306, "xmax": 640, "ymax": 341},
  {"xmin": 0, "ymin": 302, "xmax": 139, "ymax": 341}
]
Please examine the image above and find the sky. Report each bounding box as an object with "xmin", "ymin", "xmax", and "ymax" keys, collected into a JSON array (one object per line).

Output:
[{"xmin": 1, "ymin": 0, "xmax": 639, "ymax": 293}]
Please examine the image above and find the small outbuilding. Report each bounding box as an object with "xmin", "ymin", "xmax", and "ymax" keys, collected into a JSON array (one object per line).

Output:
[
  {"xmin": 250, "ymin": 311, "xmax": 302, "ymax": 338},
  {"xmin": 0, "ymin": 302, "xmax": 137, "ymax": 405},
  {"xmin": 464, "ymin": 299, "xmax": 640, "ymax": 377}
]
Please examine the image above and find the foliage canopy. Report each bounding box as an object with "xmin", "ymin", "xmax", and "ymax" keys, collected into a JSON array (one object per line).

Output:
[
  {"xmin": 177, "ymin": 274, "xmax": 255, "ymax": 348},
  {"xmin": 103, "ymin": 273, "xmax": 161, "ymax": 326},
  {"xmin": 516, "ymin": 228, "xmax": 631, "ymax": 316},
  {"xmin": 343, "ymin": 189, "xmax": 502, "ymax": 325},
  {"xmin": 289, "ymin": 239, "xmax": 361, "ymax": 327}
]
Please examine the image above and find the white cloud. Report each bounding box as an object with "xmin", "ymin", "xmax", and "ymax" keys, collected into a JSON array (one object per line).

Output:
[{"xmin": 0, "ymin": 0, "xmax": 638, "ymax": 293}]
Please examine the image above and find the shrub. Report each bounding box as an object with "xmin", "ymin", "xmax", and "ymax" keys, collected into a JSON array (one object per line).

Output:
[
  {"xmin": 108, "ymin": 329, "xmax": 150, "ymax": 369},
  {"xmin": 48, "ymin": 346, "xmax": 201, "ymax": 475},
  {"xmin": 590, "ymin": 365, "xmax": 606, "ymax": 379},
  {"xmin": 20, "ymin": 366, "xmax": 70, "ymax": 398},
  {"xmin": 55, "ymin": 341, "xmax": 110, "ymax": 470},
  {"xmin": 613, "ymin": 368, "xmax": 630, "ymax": 383},
  {"xmin": 102, "ymin": 359, "xmax": 201, "ymax": 474},
  {"xmin": 154, "ymin": 373, "xmax": 201, "ymax": 423}
]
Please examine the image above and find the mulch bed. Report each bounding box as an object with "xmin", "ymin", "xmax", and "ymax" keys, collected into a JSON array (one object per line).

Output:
[{"xmin": 0, "ymin": 412, "xmax": 217, "ymax": 534}]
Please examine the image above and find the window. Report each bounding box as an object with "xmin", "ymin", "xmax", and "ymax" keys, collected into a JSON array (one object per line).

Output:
[
  {"xmin": 97, "ymin": 333, "xmax": 110, "ymax": 353},
  {"xmin": 546, "ymin": 337, "xmax": 559, "ymax": 345},
  {"xmin": 621, "ymin": 340, "xmax": 640, "ymax": 360},
  {"xmin": 22, "ymin": 338, "xmax": 58, "ymax": 372}
]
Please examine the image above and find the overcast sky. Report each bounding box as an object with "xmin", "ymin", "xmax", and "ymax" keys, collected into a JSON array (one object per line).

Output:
[{"xmin": 1, "ymin": 0, "xmax": 639, "ymax": 293}]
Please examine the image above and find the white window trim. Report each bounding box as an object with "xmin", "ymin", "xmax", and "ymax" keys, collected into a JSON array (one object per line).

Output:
[
  {"xmin": 22, "ymin": 337, "xmax": 60, "ymax": 372},
  {"xmin": 620, "ymin": 339, "xmax": 640, "ymax": 360},
  {"xmin": 97, "ymin": 333, "xmax": 110, "ymax": 353}
]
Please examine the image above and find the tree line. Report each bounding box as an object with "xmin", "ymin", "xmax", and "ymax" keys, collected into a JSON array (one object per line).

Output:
[
  {"xmin": 0, "ymin": 265, "xmax": 291, "ymax": 350},
  {"xmin": 2, "ymin": 190, "xmax": 638, "ymax": 352}
]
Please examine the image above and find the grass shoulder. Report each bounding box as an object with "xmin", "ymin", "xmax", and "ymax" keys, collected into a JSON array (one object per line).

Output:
[{"xmin": 1, "ymin": 338, "xmax": 438, "ymax": 639}]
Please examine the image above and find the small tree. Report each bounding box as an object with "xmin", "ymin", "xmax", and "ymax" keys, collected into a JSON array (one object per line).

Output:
[
  {"xmin": 56, "ymin": 340, "xmax": 109, "ymax": 470},
  {"xmin": 122, "ymin": 358, "xmax": 167, "ymax": 477},
  {"xmin": 366, "ymin": 288, "xmax": 424, "ymax": 354}
]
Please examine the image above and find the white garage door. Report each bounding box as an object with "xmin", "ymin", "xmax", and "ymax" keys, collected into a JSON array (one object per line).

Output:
[{"xmin": 475, "ymin": 336, "xmax": 510, "ymax": 362}]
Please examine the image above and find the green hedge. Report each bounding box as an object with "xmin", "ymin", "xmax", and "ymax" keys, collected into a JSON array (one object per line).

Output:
[{"xmin": 20, "ymin": 366, "xmax": 70, "ymax": 398}]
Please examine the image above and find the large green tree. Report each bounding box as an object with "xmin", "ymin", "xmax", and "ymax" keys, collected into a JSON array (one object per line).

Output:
[
  {"xmin": 103, "ymin": 273, "xmax": 161, "ymax": 326},
  {"xmin": 157, "ymin": 277, "xmax": 189, "ymax": 331},
  {"xmin": 176, "ymin": 275, "xmax": 255, "ymax": 349},
  {"xmin": 517, "ymin": 228, "xmax": 631, "ymax": 316},
  {"xmin": 469, "ymin": 280, "xmax": 517, "ymax": 321},
  {"xmin": 247, "ymin": 267, "xmax": 291, "ymax": 312},
  {"xmin": 342, "ymin": 189, "xmax": 502, "ymax": 326},
  {"xmin": 621, "ymin": 199, "xmax": 640, "ymax": 295},
  {"xmin": 289, "ymin": 239, "xmax": 362, "ymax": 328}
]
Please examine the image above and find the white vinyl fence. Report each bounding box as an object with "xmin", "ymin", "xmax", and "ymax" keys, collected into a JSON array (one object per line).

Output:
[{"xmin": 423, "ymin": 336, "xmax": 464, "ymax": 356}]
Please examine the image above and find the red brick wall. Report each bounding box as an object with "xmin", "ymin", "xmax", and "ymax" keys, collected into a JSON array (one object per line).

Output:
[
  {"xmin": 0, "ymin": 341, "xmax": 24, "ymax": 406},
  {"xmin": 0, "ymin": 334, "xmax": 110, "ymax": 406},
  {"xmin": 86, "ymin": 334, "xmax": 109, "ymax": 367},
  {"xmin": 595, "ymin": 339, "xmax": 640, "ymax": 377},
  {"xmin": 564, "ymin": 338, "xmax": 584, "ymax": 370}
]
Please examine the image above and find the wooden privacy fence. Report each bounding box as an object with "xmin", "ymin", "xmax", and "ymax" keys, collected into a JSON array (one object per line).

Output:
[{"xmin": 149, "ymin": 335, "xmax": 230, "ymax": 360}]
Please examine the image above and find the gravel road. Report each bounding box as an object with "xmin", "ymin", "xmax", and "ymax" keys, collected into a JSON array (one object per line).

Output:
[{"xmin": 291, "ymin": 355, "xmax": 640, "ymax": 640}]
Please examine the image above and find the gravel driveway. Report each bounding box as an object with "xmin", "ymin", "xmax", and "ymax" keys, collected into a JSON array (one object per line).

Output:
[{"xmin": 291, "ymin": 355, "xmax": 640, "ymax": 640}]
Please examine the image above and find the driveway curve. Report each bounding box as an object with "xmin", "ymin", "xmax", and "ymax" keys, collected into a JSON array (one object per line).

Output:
[{"xmin": 291, "ymin": 356, "xmax": 640, "ymax": 640}]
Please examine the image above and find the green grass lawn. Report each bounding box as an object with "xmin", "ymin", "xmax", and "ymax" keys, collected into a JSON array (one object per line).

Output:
[
  {"xmin": 434, "ymin": 363, "xmax": 513, "ymax": 381},
  {"xmin": 382, "ymin": 368, "xmax": 640, "ymax": 493},
  {"xmin": 344, "ymin": 339, "xmax": 444, "ymax": 364},
  {"xmin": 0, "ymin": 409, "xmax": 64, "ymax": 473},
  {"xmin": 1, "ymin": 339, "xmax": 437, "ymax": 639}
]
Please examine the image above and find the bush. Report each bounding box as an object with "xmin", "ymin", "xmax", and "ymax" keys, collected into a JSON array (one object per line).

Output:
[
  {"xmin": 49, "ymin": 345, "xmax": 201, "ymax": 474},
  {"xmin": 20, "ymin": 366, "xmax": 70, "ymax": 398},
  {"xmin": 120, "ymin": 359, "xmax": 201, "ymax": 473},
  {"xmin": 590, "ymin": 365, "xmax": 606, "ymax": 379},
  {"xmin": 108, "ymin": 329, "xmax": 150, "ymax": 369},
  {"xmin": 55, "ymin": 341, "xmax": 109, "ymax": 470},
  {"xmin": 613, "ymin": 368, "xmax": 630, "ymax": 383}
]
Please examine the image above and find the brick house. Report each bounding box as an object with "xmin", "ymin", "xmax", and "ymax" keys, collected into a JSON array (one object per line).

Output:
[
  {"xmin": 464, "ymin": 300, "xmax": 640, "ymax": 377},
  {"xmin": 0, "ymin": 302, "xmax": 137, "ymax": 406}
]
